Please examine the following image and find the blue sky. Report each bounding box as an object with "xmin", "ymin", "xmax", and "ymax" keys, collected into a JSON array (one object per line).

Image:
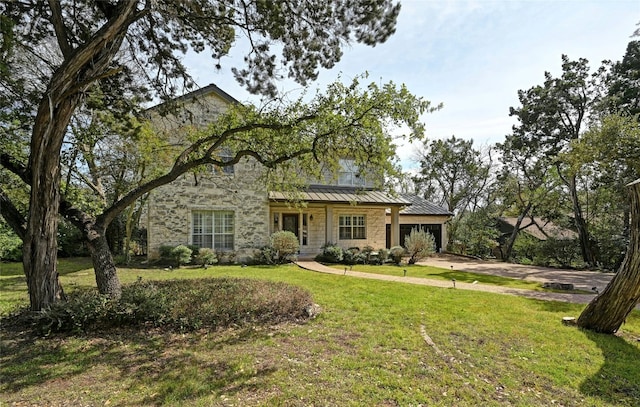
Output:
[{"xmin": 185, "ymin": 0, "xmax": 639, "ymax": 170}]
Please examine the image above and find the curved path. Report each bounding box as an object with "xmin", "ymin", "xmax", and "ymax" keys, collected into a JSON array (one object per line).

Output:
[{"xmin": 295, "ymin": 255, "xmax": 616, "ymax": 305}]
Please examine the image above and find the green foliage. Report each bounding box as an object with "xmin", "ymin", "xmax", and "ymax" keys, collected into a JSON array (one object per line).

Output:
[
  {"xmin": 171, "ymin": 245, "xmax": 192, "ymax": 267},
  {"xmin": 343, "ymin": 247, "xmax": 366, "ymax": 265},
  {"xmin": 269, "ymin": 231, "xmax": 300, "ymax": 263},
  {"xmin": 404, "ymin": 228, "xmax": 436, "ymax": 265},
  {"xmin": 9, "ymin": 277, "xmax": 313, "ymax": 334},
  {"xmin": 389, "ymin": 246, "xmax": 405, "ymax": 265},
  {"xmin": 0, "ymin": 220, "xmax": 21, "ymax": 261},
  {"xmin": 375, "ymin": 248, "xmax": 389, "ymax": 264},
  {"xmin": 194, "ymin": 248, "xmax": 218, "ymax": 267},
  {"xmin": 314, "ymin": 242, "xmax": 344, "ymax": 263},
  {"xmin": 449, "ymin": 211, "xmax": 499, "ymax": 259},
  {"xmin": 253, "ymin": 246, "xmax": 278, "ymax": 265},
  {"xmin": 57, "ymin": 219, "xmax": 88, "ymax": 257}
]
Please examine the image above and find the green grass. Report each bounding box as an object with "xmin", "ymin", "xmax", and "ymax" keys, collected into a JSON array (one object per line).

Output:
[
  {"xmin": 329, "ymin": 263, "xmax": 555, "ymax": 290},
  {"xmin": 1, "ymin": 258, "xmax": 639, "ymax": 406}
]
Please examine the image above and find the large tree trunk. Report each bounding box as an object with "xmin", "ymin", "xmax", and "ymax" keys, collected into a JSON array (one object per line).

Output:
[
  {"xmin": 568, "ymin": 175, "xmax": 597, "ymax": 267},
  {"xmin": 23, "ymin": 94, "xmax": 79, "ymax": 310},
  {"xmin": 577, "ymin": 179, "xmax": 640, "ymax": 333}
]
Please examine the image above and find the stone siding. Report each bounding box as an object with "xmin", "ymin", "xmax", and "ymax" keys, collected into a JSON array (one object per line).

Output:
[{"xmin": 147, "ymin": 157, "xmax": 269, "ymax": 261}]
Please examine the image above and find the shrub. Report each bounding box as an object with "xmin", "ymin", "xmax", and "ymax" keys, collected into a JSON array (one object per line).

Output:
[
  {"xmin": 159, "ymin": 245, "xmax": 174, "ymax": 260},
  {"xmin": 10, "ymin": 278, "xmax": 315, "ymax": 334},
  {"xmin": 405, "ymin": 228, "xmax": 436, "ymax": 265},
  {"xmin": 253, "ymin": 246, "xmax": 277, "ymax": 265},
  {"xmin": 376, "ymin": 248, "xmax": 389, "ymax": 264},
  {"xmin": 315, "ymin": 242, "xmax": 343, "ymax": 263},
  {"xmin": 361, "ymin": 245, "xmax": 375, "ymax": 264},
  {"xmin": 389, "ymin": 246, "xmax": 405, "ymax": 265},
  {"xmin": 343, "ymin": 247, "xmax": 365, "ymax": 265},
  {"xmin": 270, "ymin": 231, "xmax": 300, "ymax": 263},
  {"xmin": 171, "ymin": 245, "xmax": 192, "ymax": 267},
  {"xmin": 195, "ymin": 248, "xmax": 218, "ymax": 267}
]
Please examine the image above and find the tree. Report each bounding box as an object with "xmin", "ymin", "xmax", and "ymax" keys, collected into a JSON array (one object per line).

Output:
[
  {"xmin": 577, "ymin": 179, "xmax": 640, "ymax": 333},
  {"xmin": 0, "ymin": 0, "xmax": 404, "ymax": 311},
  {"xmin": 506, "ymin": 55, "xmax": 599, "ymax": 266},
  {"xmin": 564, "ymin": 113, "xmax": 640, "ymax": 269},
  {"xmin": 603, "ymin": 40, "xmax": 640, "ymax": 117},
  {"xmin": 413, "ymin": 136, "xmax": 492, "ymax": 214}
]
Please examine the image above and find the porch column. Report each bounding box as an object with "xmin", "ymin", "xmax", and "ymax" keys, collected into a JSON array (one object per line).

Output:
[
  {"xmin": 390, "ymin": 206, "xmax": 400, "ymax": 247},
  {"xmin": 325, "ymin": 206, "xmax": 334, "ymax": 243}
]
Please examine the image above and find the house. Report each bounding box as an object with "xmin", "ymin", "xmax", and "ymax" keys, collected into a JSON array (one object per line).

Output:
[{"xmin": 145, "ymin": 84, "xmax": 450, "ymax": 261}]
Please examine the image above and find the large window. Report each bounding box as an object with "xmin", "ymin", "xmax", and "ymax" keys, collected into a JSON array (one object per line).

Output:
[
  {"xmin": 192, "ymin": 211, "xmax": 234, "ymax": 250},
  {"xmin": 339, "ymin": 215, "xmax": 366, "ymax": 240}
]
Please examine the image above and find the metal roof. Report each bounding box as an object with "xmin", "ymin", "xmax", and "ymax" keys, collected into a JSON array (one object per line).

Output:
[
  {"xmin": 395, "ymin": 194, "xmax": 453, "ymax": 216},
  {"xmin": 269, "ymin": 185, "xmax": 411, "ymax": 206}
]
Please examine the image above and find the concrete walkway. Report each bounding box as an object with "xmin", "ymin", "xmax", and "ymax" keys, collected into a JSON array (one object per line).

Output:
[{"xmin": 295, "ymin": 256, "xmax": 615, "ymax": 305}]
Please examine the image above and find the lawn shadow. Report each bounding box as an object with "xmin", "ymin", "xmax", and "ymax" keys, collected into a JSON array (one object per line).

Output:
[
  {"xmin": 0, "ymin": 326, "xmax": 279, "ymax": 405},
  {"xmin": 579, "ymin": 330, "xmax": 640, "ymax": 405}
]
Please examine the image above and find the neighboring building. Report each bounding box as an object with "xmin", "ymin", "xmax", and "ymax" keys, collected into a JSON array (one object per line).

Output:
[
  {"xmin": 497, "ymin": 217, "xmax": 577, "ymax": 241},
  {"xmin": 145, "ymin": 84, "xmax": 450, "ymax": 261}
]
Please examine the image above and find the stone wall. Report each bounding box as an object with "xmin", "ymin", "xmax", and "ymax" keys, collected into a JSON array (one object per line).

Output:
[{"xmin": 147, "ymin": 157, "xmax": 269, "ymax": 261}]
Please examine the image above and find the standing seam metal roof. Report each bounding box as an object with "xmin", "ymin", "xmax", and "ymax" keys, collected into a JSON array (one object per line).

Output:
[{"xmin": 269, "ymin": 185, "xmax": 411, "ymax": 206}]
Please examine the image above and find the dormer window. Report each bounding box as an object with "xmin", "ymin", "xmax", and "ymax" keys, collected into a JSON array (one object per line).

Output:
[{"xmin": 338, "ymin": 159, "xmax": 365, "ymax": 186}]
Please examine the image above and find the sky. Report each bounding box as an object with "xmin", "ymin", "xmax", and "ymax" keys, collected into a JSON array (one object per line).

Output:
[{"xmin": 184, "ymin": 0, "xmax": 640, "ymax": 170}]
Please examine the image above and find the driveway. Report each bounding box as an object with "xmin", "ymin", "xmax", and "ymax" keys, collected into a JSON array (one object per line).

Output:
[
  {"xmin": 296, "ymin": 254, "xmax": 619, "ymax": 305},
  {"xmin": 418, "ymin": 254, "xmax": 614, "ymax": 292}
]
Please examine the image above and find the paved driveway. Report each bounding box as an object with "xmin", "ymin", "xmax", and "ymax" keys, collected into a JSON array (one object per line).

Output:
[
  {"xmin": 296, "ymin": 254, "xmax": 622, "ymax": 305},
  {"xmin": 418, "ymin": 254, "xmax": 614, "ymax": 292}
]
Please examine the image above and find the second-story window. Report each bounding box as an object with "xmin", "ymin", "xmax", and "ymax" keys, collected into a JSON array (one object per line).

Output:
[
  {"xmin": 211, "ymin": 149, "xmax": 234, "ymax": 175},
  {"xmin": 338, "ymin": 159, "xmax": 365, "ymax": 186}
]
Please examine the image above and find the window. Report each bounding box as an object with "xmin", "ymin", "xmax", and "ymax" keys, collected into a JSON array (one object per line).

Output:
[
  {"xmin": 219, "ymin": 150, "xmax": 234, "ymax": 174},
  {"xmin": 338, "ymin": 159, "xmax": 365, "ymax": 186},
  {"xmin": 339, "ymin": 215, "xmax": 366, "ymax": 240},
  {"xmin": 192, "ymin": 211, "xmax": 234, "ymax": 250}
]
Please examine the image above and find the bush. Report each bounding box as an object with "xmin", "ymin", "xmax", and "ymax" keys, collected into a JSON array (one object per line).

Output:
[
  {"xmin": 270, "ymin": 231, "xmax": 300, "ymax": 263},
  {"xmin": 375, "ymin": 248, "xmax": 389, "ymax": 265},
  {"xmin": 343, "ymin": 247, "xmax": 366, "ymax": 265},
  {"xmin": 253, "ymin": 246, "xmax": 277, "ymax": 265},
  {"xmin": 195, "ymin": 248, "xmax": 218, "ymax": 267},
  {"xmin": 315, "ymin": 242, "xmax": 343, "ymax": 263},
  {"xmin": 405, "ymin": 228, "xmax": 436, "ymax": 265},
  {"xmin": 171, "ymin": 245, "xmax": 192, "ymax": 267},
  {"xmin": 9, "ymin": 277, "xmax": 315, "ymax": 334},
  {"xmin": 361, "ymin": 245, "xmax": 375, "ymax": 264},
  {"xmin": 389, "ymin": 246, "xmax": 405, "ymax": 265}
]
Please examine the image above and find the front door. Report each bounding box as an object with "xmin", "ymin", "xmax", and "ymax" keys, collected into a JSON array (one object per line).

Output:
[{"xmin": 282, "ymin": 214, "xmax": 299, "ymax": 238}]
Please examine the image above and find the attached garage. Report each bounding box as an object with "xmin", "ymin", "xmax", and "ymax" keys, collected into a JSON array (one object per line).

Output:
[{"xmin": 385, "ymin": 194, "xmax": 453, "ymax": 252}]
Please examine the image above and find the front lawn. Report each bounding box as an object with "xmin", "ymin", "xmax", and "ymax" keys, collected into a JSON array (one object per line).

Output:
[{"xmin": 1, "ymin": 259, "xmax": 639, "ymax": 406}]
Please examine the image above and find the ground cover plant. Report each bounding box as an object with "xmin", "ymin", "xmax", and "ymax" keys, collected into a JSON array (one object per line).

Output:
[{"xmin": 1, "ymin": 259, "xmax": 639, "ymax": 406}]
